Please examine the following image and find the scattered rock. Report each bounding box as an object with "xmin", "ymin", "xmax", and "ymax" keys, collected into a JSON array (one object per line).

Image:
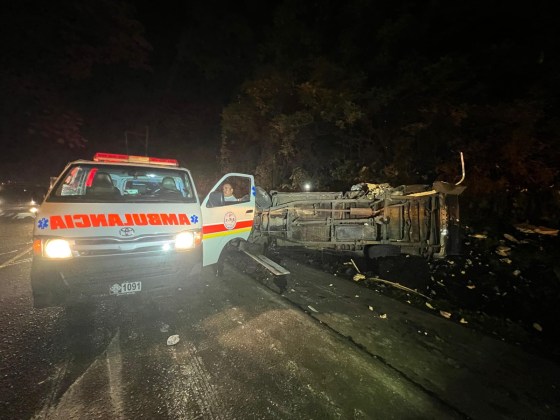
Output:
[
  {"xmin": 470, "ymin": 233, "xmax": 488, "ymax": 239},
  {"xmin": 515, "ymin": 223, "xmax": 559, "ymax": 236},
  {"xmin": 440, "ymin": 310, "xmax": 452, "ymax": 319},
  {"xmin": 167, "ymin": 335, "xmax": 180, "ymax": 346},
  {"xmin": 353, "ymin": 273, "xmax": 366, "ymax": 282},
  {"xmin": 504, "ymin": 233, "xmax": 519, "ymax": 243},
  {"xmin": 533, "ymin": 323, "xmax": 543, "ymax": 332},
  {"xmin": 495, "ymin": 246, "xmax": 511, "ymax": 257}
]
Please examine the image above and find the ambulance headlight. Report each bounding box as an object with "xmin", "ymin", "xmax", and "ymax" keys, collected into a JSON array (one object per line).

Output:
[
  {"xmin": 175, "ymin": 231, "xmax": 195, "ymax": 250},
  {"xmin": 44, "ymin": 239, "xmax": 73, "ymax": 259}
]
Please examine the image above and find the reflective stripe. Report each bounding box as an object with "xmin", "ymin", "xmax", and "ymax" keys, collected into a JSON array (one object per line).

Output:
[
  {"xmin": 202, "ymin": 220, "xmax": 253, "ymax": 234},
  {"xmin": 203, "ymin": 226, "xmax": 252, "ymax": 240}
]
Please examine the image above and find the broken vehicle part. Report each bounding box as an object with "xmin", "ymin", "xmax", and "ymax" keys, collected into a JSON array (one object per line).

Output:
[{"xmin": 250, "ymin": 154, "xmax": 466, "ymax": 259}]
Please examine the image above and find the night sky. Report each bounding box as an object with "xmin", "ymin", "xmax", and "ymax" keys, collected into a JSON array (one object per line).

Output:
[{"xmin": 1, "ymin": 0, "xmax": 558, "ymax": 218}]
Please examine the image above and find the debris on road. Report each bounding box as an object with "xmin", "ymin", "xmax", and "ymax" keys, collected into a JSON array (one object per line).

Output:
[
  {"xmin": 167, "ymin": 334, "xmax": 180, "ymax": 346},
  {"xmin": 495, "ymin": 246, "xmax": 511, "ymax": 257},
  {"xmin": 533, "ymin": 323, "xmax": 543, "ymax": 332},
  {"xmin": 308, "ymin": 305, "xmax": 319, "ymax": 313},
  {"xmin": 353, "ymin": 273, "xmax": 366, "ymax": 282},
  {"xmin": 504, "ymin": 233, "xmax": 519, "ymax": 243},
  {"xmin": 439, "ymin": 310, "xmax": 452, "ymax": 319},
  {"xmin": 350, "ymin": 259, "xmax": 361, "ymax": 273},
  {"xmin": 263, "ymin": 218, "xmax": 560, "ymax": 362},
  {"xmin": 470, "ymin": 233, "xmax": 488, "ymax": 239},
  {"xmin": 369, "ymin": 277, "xmax": 431, "ymax": 300},
  {"xmin": 514, "ymin": 223, "xmax": 559, "ymax": 236}
]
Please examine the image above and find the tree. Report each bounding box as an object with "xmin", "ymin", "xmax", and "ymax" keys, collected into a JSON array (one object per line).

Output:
[{"xmin": 0, "ymin": 0, "xmax": 151, "ymax": 162}]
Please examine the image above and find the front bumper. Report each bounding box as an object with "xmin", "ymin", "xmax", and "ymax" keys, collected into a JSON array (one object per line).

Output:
[{"xmin": 31, "ymin": 248, "xmax": 202, "ymax": 307}]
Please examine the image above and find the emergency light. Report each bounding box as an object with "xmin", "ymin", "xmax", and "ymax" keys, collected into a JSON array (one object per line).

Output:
[{"xmin": 93, "ymin": 152, "xmax": 179, "ymax": 167}]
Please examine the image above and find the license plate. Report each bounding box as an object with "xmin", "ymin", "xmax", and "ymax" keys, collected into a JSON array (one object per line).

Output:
[{"xmin": 110, "ymin": 281, "xmax": 142, "ymax": 296}]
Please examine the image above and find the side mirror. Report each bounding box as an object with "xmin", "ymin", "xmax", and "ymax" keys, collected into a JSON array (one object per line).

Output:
[{"xmin": 207, "ymin": 191, "xmax": 224, "ymax": 208}]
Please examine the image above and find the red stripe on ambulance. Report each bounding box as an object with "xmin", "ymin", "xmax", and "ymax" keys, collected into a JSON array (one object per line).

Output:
[
  {"xmin": 49, "ymin": 213, "xmax": 192, "ymax": 230},
  {"xmin": 202, "ymin": 219, "xmax": 253, "ymax": 234}
]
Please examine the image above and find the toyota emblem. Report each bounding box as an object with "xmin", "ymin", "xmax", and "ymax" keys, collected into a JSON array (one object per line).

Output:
[{"xmin": 119, "ymin": 227, "xmax": 135, "ymax": 237}]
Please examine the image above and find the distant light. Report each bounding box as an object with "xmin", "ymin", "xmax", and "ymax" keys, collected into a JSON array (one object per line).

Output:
[{"xmin": 304, "ymin": 183, "xmax": 311, "ymax": 191}]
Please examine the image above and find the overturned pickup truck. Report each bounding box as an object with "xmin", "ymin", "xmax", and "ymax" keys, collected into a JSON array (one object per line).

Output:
[{"xmin": 250, "ymin": 180, "xmax": 466, "ymax": 259}]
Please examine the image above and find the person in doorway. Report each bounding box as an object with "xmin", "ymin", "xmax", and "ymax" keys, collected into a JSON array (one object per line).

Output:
[{"xmin": 222, "ymin": 183, "xmax": 238, "ymax": 202}]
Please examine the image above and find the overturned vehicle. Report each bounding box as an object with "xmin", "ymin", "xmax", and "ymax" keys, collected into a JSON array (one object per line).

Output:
[{"xmin": 250, "ymin": 179, "xmax": 466, "ymax": 259}]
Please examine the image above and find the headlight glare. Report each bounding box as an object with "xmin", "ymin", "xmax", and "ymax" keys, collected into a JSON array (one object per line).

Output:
[
  {"xmin": 175, "ymin": 231, "xmax": 195, "ymax": 250},
  {"xmin": 44, "ymin": 239, "xmax": 73, "ymax": 259}
]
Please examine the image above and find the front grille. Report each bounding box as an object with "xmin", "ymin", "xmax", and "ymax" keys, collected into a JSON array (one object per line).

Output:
[
  {"xmin": 72, "ymin": 233, "xmax": 175, "ymax": 257},
  {"xmin": 74, "ymin": 234, "xmax": 175, "ymax": 246}
]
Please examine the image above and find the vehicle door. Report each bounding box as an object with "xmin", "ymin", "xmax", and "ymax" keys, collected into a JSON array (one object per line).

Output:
[{"xmin": 200, "ymin": 173, "xmax": 255, "ymax": 266}]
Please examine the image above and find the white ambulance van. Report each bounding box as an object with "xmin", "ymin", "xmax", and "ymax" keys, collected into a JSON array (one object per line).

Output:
[{"xmin": 31, "ymin": 152, "xmax": 255, "ymax": 308}]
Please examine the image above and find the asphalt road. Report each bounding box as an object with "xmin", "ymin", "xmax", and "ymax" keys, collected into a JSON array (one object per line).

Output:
[{"xmin": 1, "ymin": 219, "xmax": 559, "ymax": 419}]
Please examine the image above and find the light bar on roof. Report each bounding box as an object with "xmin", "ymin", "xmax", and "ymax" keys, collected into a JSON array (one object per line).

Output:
[{"xmin": 93, "ymin": 152, "xmax": 179, "ymax": 167}]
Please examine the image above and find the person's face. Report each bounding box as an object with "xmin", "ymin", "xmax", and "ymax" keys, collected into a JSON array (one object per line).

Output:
[{"xmin": 222, "ymin": 184, "xmax": 233, "ymax": 196}]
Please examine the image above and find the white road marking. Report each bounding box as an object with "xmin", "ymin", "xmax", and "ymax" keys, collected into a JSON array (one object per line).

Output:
[
  {"xmin": 0, "ymin": 246, "xmax": 32, "ymax": 270},
  {"xmin": 2, "ymin": 258, "xmax": 32, "ymax": 267},
  {"xmin": 106, "ymin": 329, "xmax": 125, "ymax": 419},
  {"xmin": 0, "ymin": 249, "xmax": 18, "ymax": 257}
]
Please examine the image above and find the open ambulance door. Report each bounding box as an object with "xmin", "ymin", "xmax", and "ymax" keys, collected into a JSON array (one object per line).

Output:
[{"xmin": 200, "ymin": 173, "xmax": 255, "ymax": 267}]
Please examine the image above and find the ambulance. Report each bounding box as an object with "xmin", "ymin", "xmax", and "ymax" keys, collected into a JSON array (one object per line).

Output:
[{"xmin": 31, "ymin": 153, "xmax": 255, "ymax": 308}]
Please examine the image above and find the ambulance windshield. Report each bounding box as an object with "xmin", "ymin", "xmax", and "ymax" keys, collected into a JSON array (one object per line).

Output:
[{"xmin": 47, "ymin": 164, "xmax": 197, "ymax": 203}]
